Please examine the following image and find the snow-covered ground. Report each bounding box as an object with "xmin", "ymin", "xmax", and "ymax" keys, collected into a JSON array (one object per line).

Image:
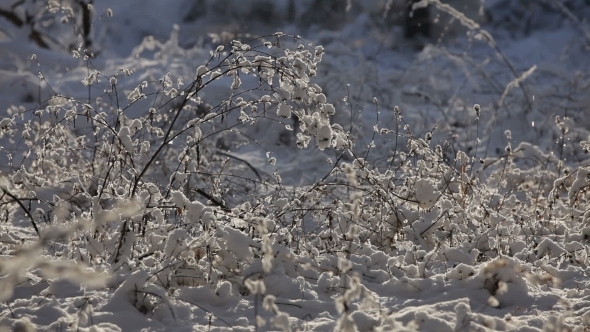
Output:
[{"xmin": 1, "ymin": 0, "xmax": 590, "ymax": 331}]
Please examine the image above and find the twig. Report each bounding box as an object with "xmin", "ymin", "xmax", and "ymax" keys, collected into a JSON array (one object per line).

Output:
[
  {"xmin": 275, "ymin": 301, "xmax": 302, "ymax": 309},
  {"xmin": 194, "ymin": 188, "xmax": 230, "ymax": 212},
  {"xmin": 1, "ymin": 187, "xmax": 40, "ymax": 238},
  {"xmin": 548, "ymin": 0, "xmax": 590, "ymax": 47},
  {"xmin": 426, "ymin": 0, "xmax": 534, "ymax": 113},
  {"xmin": 217, "ymin": 151, "xmax": 265, "ymax": 182}
]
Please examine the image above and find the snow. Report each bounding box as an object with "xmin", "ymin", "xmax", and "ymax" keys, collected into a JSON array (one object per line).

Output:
[
  {"xmin": 277, "ymin": 102, "xmax": 292, "ymax": 118},
  {"xmin": 1, "ymin": 0, "xmax": 590, "ymax": 331}
]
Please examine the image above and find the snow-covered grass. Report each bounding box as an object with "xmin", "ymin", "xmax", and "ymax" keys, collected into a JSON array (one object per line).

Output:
[{"xmin": 1, "ymin": 0, "xmax": 590, "ymax": 331}]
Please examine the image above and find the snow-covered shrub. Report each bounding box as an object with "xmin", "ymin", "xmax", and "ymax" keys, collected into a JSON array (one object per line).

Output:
[{"xmin": 0, "ymin": 30, "xmax": 350, "ymax": 330}]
